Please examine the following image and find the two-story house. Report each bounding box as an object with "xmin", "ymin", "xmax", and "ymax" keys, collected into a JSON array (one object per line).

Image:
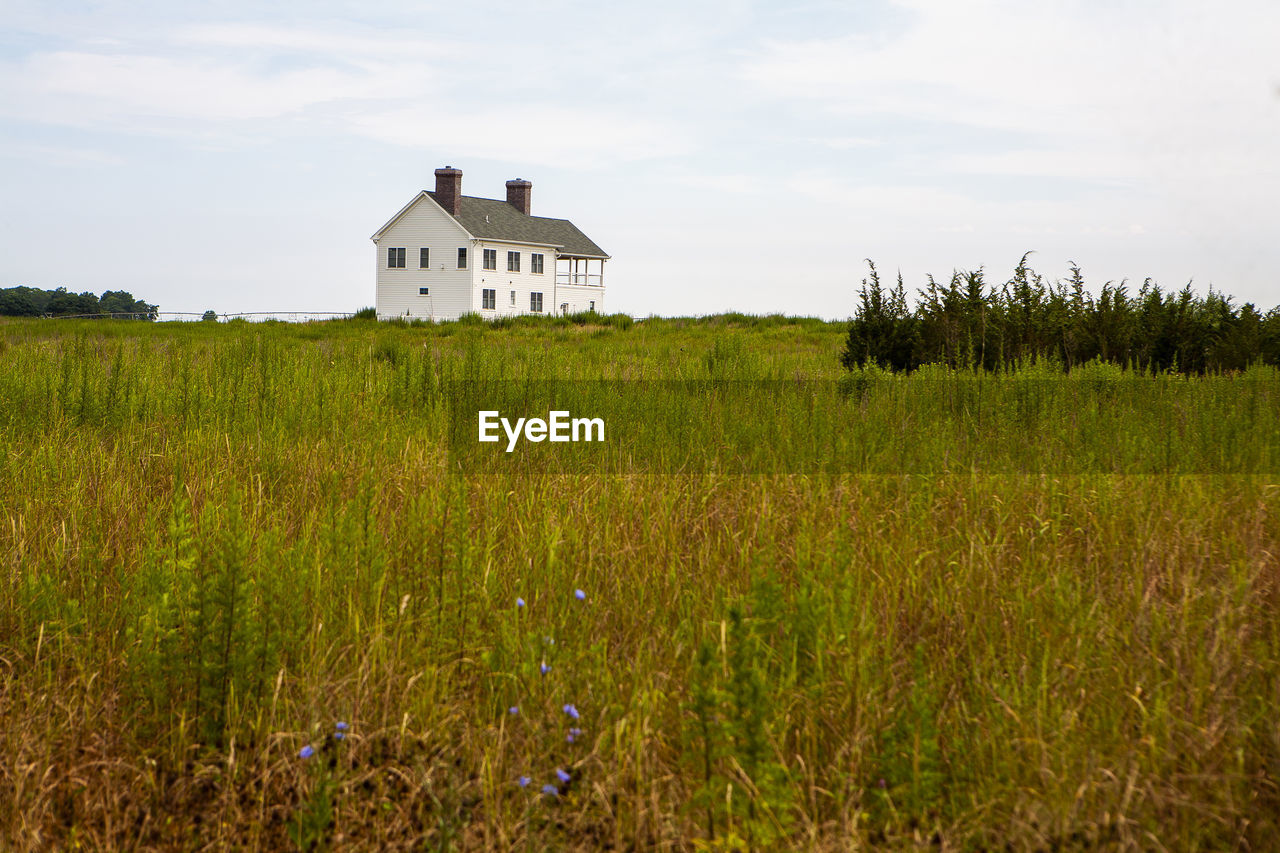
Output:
[{"xmin": 370, "ymin": 167, "xmax": 609, "ymax": 321}]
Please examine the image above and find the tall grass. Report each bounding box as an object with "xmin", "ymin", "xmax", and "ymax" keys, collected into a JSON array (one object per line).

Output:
[{"xmin": 0, "ymin": 316, "xmax": 1277, "ymax": 850}]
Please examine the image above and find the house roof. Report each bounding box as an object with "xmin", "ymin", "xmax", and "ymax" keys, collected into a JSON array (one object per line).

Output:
[{"xmin": 427, "ymin": 192, "xmax": 609, "ymax": 259}]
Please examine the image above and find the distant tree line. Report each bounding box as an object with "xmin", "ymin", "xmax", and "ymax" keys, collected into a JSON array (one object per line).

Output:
[
  {"xmin": 0, "ymin": 286, "xmax": 158, "ymax": 320},
  {"xmin": 841, "ymin": 255, "xmax": 1280, "ymax": 374}
]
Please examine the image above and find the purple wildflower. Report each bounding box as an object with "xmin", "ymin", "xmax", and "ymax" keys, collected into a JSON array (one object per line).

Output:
[
  {"xmin": 540, "ymin": 661, "xmax": 551, "ymax": 675},
  {"xmin": 516, "ymin": 597, "xmax": 525, "ymax": 608},
  {"xmin": 555, "ymin": 768, "xmax": 571, "ymax": 784},
  {"xmin": 541, "ymin": 784, "xmax": 558, "ymax": 796},
  {"xmin": 518, "ymin": 776, "xmax": 531, "ymax": 787},
  {"xmin": 574, "ymin": 588, "xmax": 586, "ymax": 601},
  {"xmin": 299, "ymin": 745, "xmax": 314, "ymax": 759},
  {"xmin": 562, "ymin": 703, "xmax": 580, "ymax": 720}
]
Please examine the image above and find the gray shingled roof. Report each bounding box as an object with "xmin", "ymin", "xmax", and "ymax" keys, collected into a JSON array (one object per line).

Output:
[{"xmin": 425, "ymin": 192, "xmax": 608, "ymax": 259}]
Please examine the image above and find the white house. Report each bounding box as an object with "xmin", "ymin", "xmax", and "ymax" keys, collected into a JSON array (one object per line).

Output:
[{"xmin": 370, "ymin": 167, "xmax": 609, "ymax": 321}]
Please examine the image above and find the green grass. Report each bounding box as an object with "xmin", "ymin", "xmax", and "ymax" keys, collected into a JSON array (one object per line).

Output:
[{"xmin": 1, "ymin": 315, "xmax": 1277, "ymax": 850}]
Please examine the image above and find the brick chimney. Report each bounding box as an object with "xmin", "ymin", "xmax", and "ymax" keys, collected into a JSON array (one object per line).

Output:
[
  {"xmin": 434, "ymin": 166, "xmax": 462, "ymax": 215},
  {"xmin": 506, "ymin": 179, "xmax": 532, "ymax": 215}
]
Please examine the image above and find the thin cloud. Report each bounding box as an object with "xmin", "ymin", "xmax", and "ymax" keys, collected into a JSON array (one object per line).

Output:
[
  {"xmin": 1, "ymin": 1, "xmax": 1276, "ymax": 316},
  {"xmin": 806, "ymin": 136, "xmax": 884, "ymax": 150},
  {"xmin": 349, "ymin": 105, "xmax": 692, "ymax": 168},
  {"xmin": 670, "ymin": 173, "xmax": 760, "ymax": 194},
  {"xmin": 936, "ymin": 150, "xmax": 1142, "ymax": 185},
  {"xmin": 0, "ymin": 49, "xmax": 423, "ymax": 127},
  {"xmin": 738, "ymin": 0, "xmax": 1280, "ymax": 237},
  {"xmin": 0, "ymin": 141, "xmax": 125, "ymax": 167},
  {"xmin": 0, "ymin": 20, "xmax": 691, "ymax": 168},
  {"xmin": 172, "ymin": 22, "xmax": 462, "ymax": 62},
  {"xmin": 740, "ymin": 0, "xmax": 1280, "ymax": 141}
]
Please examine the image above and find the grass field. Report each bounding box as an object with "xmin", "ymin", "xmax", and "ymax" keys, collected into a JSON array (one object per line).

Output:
[{"xmin": 1, "ymin": 315, "xmax": 1278, "ymax": 850}]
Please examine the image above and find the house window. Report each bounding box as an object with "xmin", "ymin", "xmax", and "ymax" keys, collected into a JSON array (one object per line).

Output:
[
  {"xmin": 530, "ymin": 292, "xmax": 543, "ymax": 313},
  {"xmin": 507, "ymin": 251, "xmax": 520, "ymax": 272},
  {"xmin": 419, "ymin": 287, "xmax": 430, "ymax": 296},
  {"xmin": 457, "ymin": 247, "xmax": 468, "ymax": 269},
  {"xmin": 387, "ymin": 247, "xmax": 406, "ymax": 268},
  {"xmin": 419, "ymin": 248, "xmax": 430, "ymax": 268},
  {"xmin": 531, "ymin": 253, "xmax": 544, "ymax": 274},
  {"xmin": 589, "ymin": 301, "xmax": 595, "ymax": 312},
  {"xmin": 483, "ymin": 249, "xmax": 497, "ymax": 270},
  {"xmin": 482, "ymin": 288, "xmax": 495, "ymax": 310},
  {"xmin": 510, "ymin": 290, "xmax": 516, "ymax": 306}
]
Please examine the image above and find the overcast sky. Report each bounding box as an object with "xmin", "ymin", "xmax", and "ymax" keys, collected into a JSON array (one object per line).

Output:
[{"xmin": 2, "ymin": 0, "xmax": 1277, "ymax": 318}]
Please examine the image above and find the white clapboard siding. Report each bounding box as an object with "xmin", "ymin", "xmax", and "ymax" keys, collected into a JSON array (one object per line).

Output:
[
  {"xmin": 374, "ymin": 194, "xmax": 475, "ymax": 321},
  {"xmin": 472, "ymin": 241, "xmax": 563, "ymax": 318},
  {"xmin": 554, "ymin": 283, "xmax": 605, "ymax": 316}
]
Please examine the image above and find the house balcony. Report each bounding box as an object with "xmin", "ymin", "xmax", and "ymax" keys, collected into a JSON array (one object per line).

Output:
[
  {"xmin": 556, "ymin": 273, "xmax": 604, "ymax": 286},
  {"xmin": 557, "ymin": 256, "xmax": 605, "ymax": 287}
]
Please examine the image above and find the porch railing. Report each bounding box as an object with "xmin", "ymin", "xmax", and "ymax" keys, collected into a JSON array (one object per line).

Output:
[{"xmin": 556, "ymin": 273, "xmax": 603, "ymax": 286}]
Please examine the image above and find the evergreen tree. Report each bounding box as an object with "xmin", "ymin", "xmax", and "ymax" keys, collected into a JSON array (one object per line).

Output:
[{"xmin": 843, "ymin": 256, "xmax": 1279, "ymax": 374}]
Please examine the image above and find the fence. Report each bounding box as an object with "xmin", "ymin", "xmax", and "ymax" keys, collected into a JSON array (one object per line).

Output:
[
  {"xmin": 40, "ymin": 311, "xmax": 358, "ymax": 323},
  {"xmin": 34, "ymin": 310, "xmax": 650, "ymax": 324}
]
